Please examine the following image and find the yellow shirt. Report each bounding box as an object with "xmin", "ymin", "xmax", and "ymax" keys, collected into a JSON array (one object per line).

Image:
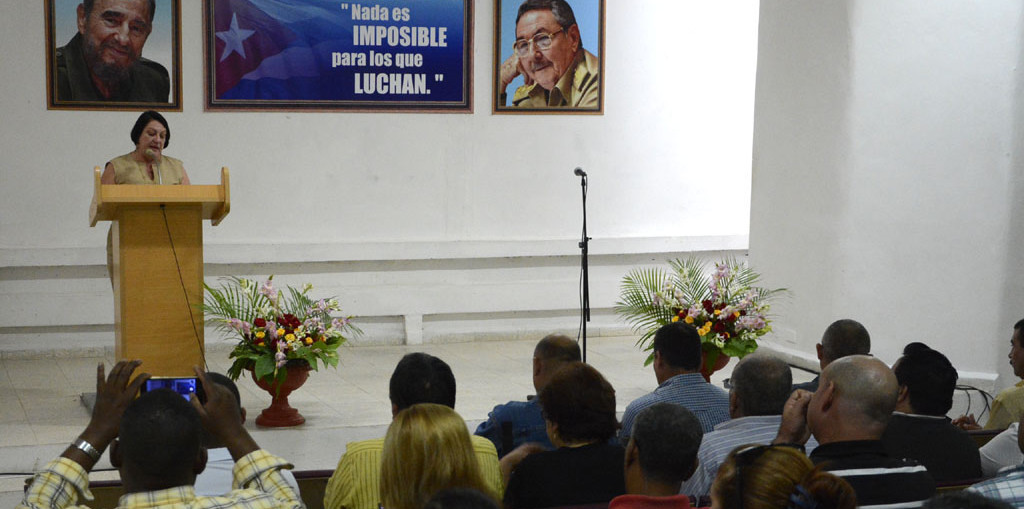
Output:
[
  {"xmin": 323, "ymin": 435, "xmax": 504, "ymax": 509},
  {"xmin": 986, "ymin": 380, "xmax": 1024, "ymax": 430},
  {"xmin": 511, "ymin": 49, "xmax": 600, "ymax": 109}
]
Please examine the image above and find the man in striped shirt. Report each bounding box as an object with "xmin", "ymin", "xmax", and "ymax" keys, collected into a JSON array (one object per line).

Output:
[
  {"xmin": 775, "ymin": 355, "xmax": 935, "ymax": 508},
  {"xmin": 680, "ymin": 354, "xmax": 817, "ymax": 498}
]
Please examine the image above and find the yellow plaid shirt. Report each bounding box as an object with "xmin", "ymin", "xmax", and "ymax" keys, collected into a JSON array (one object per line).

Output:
[{"xmin": 19, "ymin": 449, "xmax": 303, "ymax": 509}]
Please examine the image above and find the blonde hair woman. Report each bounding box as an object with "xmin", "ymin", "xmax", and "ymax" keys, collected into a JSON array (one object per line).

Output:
[
  {"xmin": 381, "ymin": 403, "xmax": 496, "ymax": 509},
  {"xmin": 711, "ymin": 445, "xmax": 856, "ymax": 509}
]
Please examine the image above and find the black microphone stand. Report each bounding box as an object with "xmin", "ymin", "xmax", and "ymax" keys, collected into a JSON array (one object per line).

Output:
[{"xmin": 576, "ymin": 171, "xmax": 591, "ymax": 362}]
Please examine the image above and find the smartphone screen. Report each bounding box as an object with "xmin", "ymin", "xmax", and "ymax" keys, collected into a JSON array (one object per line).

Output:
[{"xmin": 142, "ymin": 377, "xmax": 199, "ymax": 400}]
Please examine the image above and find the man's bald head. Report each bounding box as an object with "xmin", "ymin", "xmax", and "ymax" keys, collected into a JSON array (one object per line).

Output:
[
  {"xmin": 820, "ymin": 355, "xmax": 898, "ymax": 431},
  {"xmin": 534, "ymin": 334, "xmax": 580, "ymax": 362},
  {"xmin": 533, "ymin": 334, "xmax": 581, "ymax": 392}
]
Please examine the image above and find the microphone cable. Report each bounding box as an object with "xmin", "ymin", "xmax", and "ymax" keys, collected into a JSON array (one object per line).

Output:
[{"xmin": 160, "ymin": 204, "xmax": 208, "ymax": 370}]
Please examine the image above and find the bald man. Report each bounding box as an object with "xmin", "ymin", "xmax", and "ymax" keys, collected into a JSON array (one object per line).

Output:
[
  {"xmin": 775, "ymin": 355, "xmax": 935, "ymax": 509},
  {"xmin": 475, "ymin": 334, "xmax": 581, "ymax": 457}
]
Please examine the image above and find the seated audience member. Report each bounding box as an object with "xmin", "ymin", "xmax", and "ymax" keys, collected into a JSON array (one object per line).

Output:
[
  {"xmin": 425, "ymin": 488, "xmax": 502, "ymax": 509},
  {"xmin": 792, "ymin": 319, "xmax": 871, "ymax": 393},
  {"xmin": 681, "ymin": 354, "xmax": 818, "ymax": 497},
  {"xmin": 956, "ymin": 319, "xmax": 1024, "ymax": 430},
  {"xmin": 502, "ymin": 361, "xmax": 625, "ymax": 509},
  {"xmin": 881, "ymin": 342, "xmax": 982, "ymax": 482},
  {"xmin": 193, "ymin": 372, "xmax": 300, "ymax": 496},
  {"xmin": 620, "ymin": 322, "xmax": 729, "ymax": 444},
  {"xmin": 774, "ymin": 355, "xmax": 936, "ymax": 508},
  {"xmin": 381, "ymin": 404, "xmax": 498, "ymax": 509},
  {"xmin": 324, "ymin": 353, "xmax": 503, "ymax": 509},
  {"xmin": 979, "ymin": 422, "xmax": 1023, "ymax": 477},
  {"xmin": 711, "ymin": 444, "xmax": 856, "ymax": 509},
  {"xmin": 610, "ymin": 403, "xmax": 703, "ymax": 509},
  {"xmin": 968, "ymin": 414, "xmax": 1024, "ymax": 506},
  {"xmin": 20, "ymin": 361, "xmax": 301, "ymax": 509},
  {"xmin": 475, "ymin": 333, "xmax": 580, "ymax": 457},
  {"xmin": 925, "ymin": 491, "xmax": 1014, "ymax": 509}
]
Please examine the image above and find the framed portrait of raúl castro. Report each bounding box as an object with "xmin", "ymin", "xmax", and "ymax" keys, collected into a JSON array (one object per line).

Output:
[
  {"xmin": 45, "ymin": 0, "xmax": 182, "ymax": 111},
  {"xmin": 493, "ymin": 0, "xmax": 604, "ymax": 114}
]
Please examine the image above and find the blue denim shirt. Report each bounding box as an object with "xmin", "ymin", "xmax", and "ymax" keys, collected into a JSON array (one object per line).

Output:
[{"xmin": 475, "ymin": 398, "xmax": 552, "ymax": 458}]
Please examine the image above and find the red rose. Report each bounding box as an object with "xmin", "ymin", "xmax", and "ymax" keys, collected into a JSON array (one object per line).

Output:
[
  {"xmin": 253, "ymin": 318, "xmax": 267, "ymax": 328},
  {"xmin": 702, "ymin": 300, "xmax": 714, "ymax": 313},
  {"xmin": 280, "ymin": 314, "xmax": 301, "ymax": 328},
  {"xmin": 712, "ymin": 322, "xmax": 726, "ymax": 333}
]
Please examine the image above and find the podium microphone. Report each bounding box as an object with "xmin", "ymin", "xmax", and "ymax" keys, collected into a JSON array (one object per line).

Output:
[{"xmin": 574, "ymin": 167, "xmax": 587, "ymax": 177}]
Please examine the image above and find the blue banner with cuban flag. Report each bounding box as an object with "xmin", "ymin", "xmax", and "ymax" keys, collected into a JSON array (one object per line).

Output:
[{"xmin": 207, "ymin": 0, "xmax": 471, "ymax": 110}]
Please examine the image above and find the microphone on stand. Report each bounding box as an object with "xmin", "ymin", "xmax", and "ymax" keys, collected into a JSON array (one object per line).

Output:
[{"xmin": 573, "ymin": 166, "xmax": 590, "ymax": 361}]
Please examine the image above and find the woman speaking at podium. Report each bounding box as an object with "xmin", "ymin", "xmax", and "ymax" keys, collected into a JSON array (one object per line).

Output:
[
  {"xmin": 103, "ymin": 111, "xmax": 191, "ymax": 284},
  {"xmin": 100, "ymin": 110, "xmax": 191, "ymax": 185}
]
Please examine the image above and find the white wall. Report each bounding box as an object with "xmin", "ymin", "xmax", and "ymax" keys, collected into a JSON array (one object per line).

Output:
[
  {"xmin": 750, "ymin": 0, "xmax": 1024, "ymax": 394},
  {"xmin": 0, "ymin": 2, "xmax": 760, "ymax": 350}
]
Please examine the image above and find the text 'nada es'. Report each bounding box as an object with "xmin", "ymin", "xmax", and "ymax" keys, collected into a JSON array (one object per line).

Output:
[{"xmin": 350, "ymin": 4, "xmax": 410, "ymax": 22}]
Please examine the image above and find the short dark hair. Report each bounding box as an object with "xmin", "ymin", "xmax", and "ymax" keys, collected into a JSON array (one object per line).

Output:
[
  {"xmin": 1015, "ymin": 319, "xmax": 1024, "ymax": 335},
  {"xmin": 389, "ymin": 353, "xmax": 456, "ymax": 412},
  {"xmin": 632, "ymin": 403, "xmax": 702, "ymax": 485},
  {"xmin": 893, "ymin": 342, "xmax": 957, "ymax": 416},
  {"xmin": 538, "ymin": 361, "xmax": 618, "ymax": 443},
  {"xmin": 731, "ymin": 355, "xmax": 792, "ymax": 416},
  {"xmin": 534, "ymin": 334, "xmax": 581, "ymax": 363},
  {"xmin": 652, "ymin": 322, "xmax": 702, "ymax": 371},
  {"xmin": 821, "ymin": 319, "xmax": 870, "ymax": 362},
  {"xmin": 82, "ymin": 0, "xmax": 157, "ymax": 24},
  {"xmin": 515, "ymin": 0, "xmax": 577, "ymax": 29},
  {"xmin": 119, "ymin": 389, "xmax": 201, "ymax": 477},
  {"xmin": 130, "ymin": 110, "xmax": 170, "ymax": 148}
]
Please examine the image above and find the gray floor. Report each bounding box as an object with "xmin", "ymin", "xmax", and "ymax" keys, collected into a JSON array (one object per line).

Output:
[{"xmin": 0, "ymin": 335, "xmax": 816, "ymax": 506}]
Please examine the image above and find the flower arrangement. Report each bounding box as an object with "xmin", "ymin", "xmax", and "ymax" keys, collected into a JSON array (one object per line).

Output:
[
  {"xmin": 616, "ymin": 257, "xmax": 785, "ymax": 367},
  {"xmin": 202, "ymin": 276, "xmax": 359, "ymax": 384}
]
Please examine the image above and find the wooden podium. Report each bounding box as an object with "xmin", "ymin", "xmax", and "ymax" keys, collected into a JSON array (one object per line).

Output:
[{"xmin": 90, "ymin": 168, "xmax": 230, "ymax": 377}]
